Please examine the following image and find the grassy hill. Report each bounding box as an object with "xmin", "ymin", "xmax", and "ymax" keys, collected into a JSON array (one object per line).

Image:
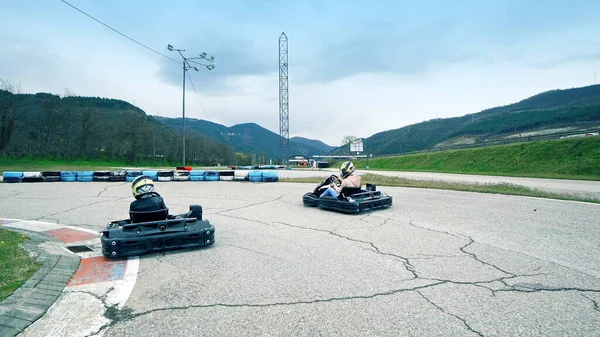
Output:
[
  {"xmin": 352, "ymin": 136, "xmax": 600, "ymax": 180},
  {"xmin": 332, "ymin": 84, "xmax": 600, "ymax": 156}
]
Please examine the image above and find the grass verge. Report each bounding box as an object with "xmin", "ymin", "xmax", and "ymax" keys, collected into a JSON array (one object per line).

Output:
[
  {"xmin": 346, "ymin": 137, "xmax": 600, "ymax": 181},
  {"xmin": 0, "ymin": 228, "xmax": 42, "ymax": 302},
  {"xmin": 280, "ymin": 173, "xmax": 600, "ymax": 204}
]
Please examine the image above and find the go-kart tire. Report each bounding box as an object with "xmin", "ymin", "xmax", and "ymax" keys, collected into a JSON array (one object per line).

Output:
[{"xmin": 303, "ymin": 192, "xmax": 319, "ymax": 207}]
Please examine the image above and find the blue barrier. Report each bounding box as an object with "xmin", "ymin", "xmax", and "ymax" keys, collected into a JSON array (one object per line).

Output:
[
  {"xmin": 61, "ymin": 171, "xmax": 77, "ymax": 182},
  {"xmin": 142, "ymin": 170, "xmax": 159, "ymax": 181},
  {"xmin": 204, "ymin": 171, "xmax": 220, "ymax": 181},
  {"xmin": 248, "ymin": 171, "xmax": 263, "ymax": 182},
  {"xmin": 262, "ymin": 171, "xmax": 279, "ymax": 182},
  {"xmin": 2, "ymin": 171, "xmax": 23, "ymax": 183}
]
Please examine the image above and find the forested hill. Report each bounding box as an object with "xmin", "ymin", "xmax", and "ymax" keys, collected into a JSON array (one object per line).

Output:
[
  {"xmin": 333, "ymin": 84, "xmax": 600, "ymax": 156},
  {"xmin": 0, "ymin": 90, "xmax": 234, "ymax": 165},
  {"xmin": 0, "ymin": 89, "xmax": 333, "ymax": 164}
]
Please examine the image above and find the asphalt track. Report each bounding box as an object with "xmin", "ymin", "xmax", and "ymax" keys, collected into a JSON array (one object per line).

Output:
[{"xmin": 1, "ymin": 172, "xmax": 599, "ymax": 336}]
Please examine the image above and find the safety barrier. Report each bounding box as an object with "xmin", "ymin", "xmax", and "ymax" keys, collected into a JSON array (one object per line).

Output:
[{"xmin": 3, "ymin": 169, "xmax": 279, "ymax": 183}]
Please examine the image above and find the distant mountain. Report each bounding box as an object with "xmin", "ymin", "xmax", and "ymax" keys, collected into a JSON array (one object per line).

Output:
[
  {"xmin": 290, "ymin": 136, "xmax": 335, "ymax": 154},
  {"xmin": 331, "ymin": 84, "xmax": 600, "ymax": 156},
  {"xmin": 158, "ymin": 117, "xmax": 333, "ymax": 158}
]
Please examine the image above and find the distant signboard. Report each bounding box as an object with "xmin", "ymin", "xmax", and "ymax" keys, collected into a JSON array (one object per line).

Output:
[{"xmin": 350, "ymin": 139, "xmax": 363, "ymax": 152}]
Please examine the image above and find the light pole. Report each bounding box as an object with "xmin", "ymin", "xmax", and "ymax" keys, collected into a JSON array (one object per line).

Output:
[
  {"xmin": 167, "ymin": 44, "xmax": 215, "ymax": 167},
  {"xmin": 221, "ymin": 132, "xmax": 240, "ymax": 166}
]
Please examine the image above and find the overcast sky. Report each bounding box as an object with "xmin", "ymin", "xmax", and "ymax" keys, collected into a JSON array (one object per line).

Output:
[{"xmin": 2, "ymin": 0, "xmax": 600, "ymax": 146}]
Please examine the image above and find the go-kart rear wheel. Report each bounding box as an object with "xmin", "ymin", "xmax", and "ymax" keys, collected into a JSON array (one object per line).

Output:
[{"xmin": 303, "ymin": 192, "xmax": 319, "ymax": 207}]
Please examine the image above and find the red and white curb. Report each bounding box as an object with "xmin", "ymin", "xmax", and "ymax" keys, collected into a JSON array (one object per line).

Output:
[{"xmin": 0, "ymin": 219, "xmax": 139, "ymax": 337}]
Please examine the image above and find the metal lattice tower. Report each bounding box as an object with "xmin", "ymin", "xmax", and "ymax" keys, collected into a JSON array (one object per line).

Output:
[{"xmin": 279, "ymin": 32, "xmax": 289, "ymax": 165}]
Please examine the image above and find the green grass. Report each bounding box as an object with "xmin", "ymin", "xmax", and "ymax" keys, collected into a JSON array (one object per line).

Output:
[
  {"xmin": 0, "ymin": 157, "xmax": 231, "ymax": 173},
  {"xmin": 348, "ymin": 137, "xmax": 600, "ymax": 181},
  {"xmin": 281, "ymin": 173, "xmax": 600, "ymax": 204},
  {"xmin": 0, "ymin": 228, "xmax": 42, "ymax": 302}
]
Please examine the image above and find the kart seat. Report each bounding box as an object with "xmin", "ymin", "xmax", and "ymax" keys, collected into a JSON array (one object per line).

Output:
[
  {"xmin": 340, "ymin": 186, "xmax": 364, "ymax": 197},
  {"xmin": 130, "ymin": 208, "xmax": 169, "ymax": 223}
]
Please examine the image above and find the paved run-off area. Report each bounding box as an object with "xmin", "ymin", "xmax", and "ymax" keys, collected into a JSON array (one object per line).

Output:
[{"xmin": 0, "ymin": 179, "xmax": 599, "ymax": 336}]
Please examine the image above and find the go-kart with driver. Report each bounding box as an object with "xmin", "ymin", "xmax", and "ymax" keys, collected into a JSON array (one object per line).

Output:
[
  {"xmin": 101, "ymin": 175, "xmax": 215, "ymax": 258},
  {"xmin": 303, "ymin": 162, "xmax": 393, "ymax": 214}
]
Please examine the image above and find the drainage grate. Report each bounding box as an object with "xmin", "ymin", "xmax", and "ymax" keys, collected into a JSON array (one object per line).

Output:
[{"xmin": 66, "ymin": 245, "xmax": 93, "ymax": 253}]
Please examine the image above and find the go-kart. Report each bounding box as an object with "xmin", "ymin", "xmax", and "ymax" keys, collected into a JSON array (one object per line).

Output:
[
  {"xmin": 101, "ymin": 204, "xmax": 215, "ymax": 258},
  {"xmin": 302, "ymin": 175, "xmax": 393, "ymax": 214}
]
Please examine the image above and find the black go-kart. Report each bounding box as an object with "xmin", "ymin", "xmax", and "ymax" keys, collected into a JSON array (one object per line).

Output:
[
  {"xmin": 303, "ymin": 174, "xmax": 393, "ymax": 214},
  {"xmin": 101, "ymin": 204, "xmax": 215, "ymax": 258}
]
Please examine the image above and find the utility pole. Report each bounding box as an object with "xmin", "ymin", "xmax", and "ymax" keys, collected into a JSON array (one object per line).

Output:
[
  {"xmin": 167, "ymin": 44, "xmax": 215, "ymax": 167},
  {"xmin": 221, "ymin": 132, "xmax": 240, "ymax": 166}
]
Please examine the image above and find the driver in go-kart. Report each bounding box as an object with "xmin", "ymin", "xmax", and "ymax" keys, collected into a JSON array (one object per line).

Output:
[
  {"xmin": 130, "ymin": 175, "xmax": 168, "ymax": 215},
  {"xmin": 319, "ymin": 161, "xmax": 361, "ymax": 198}
]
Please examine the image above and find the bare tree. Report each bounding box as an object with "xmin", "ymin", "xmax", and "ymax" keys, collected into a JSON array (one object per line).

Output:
[{"xmin": 0, "ymin": 79, "xmax": 23, "ymax": 151}]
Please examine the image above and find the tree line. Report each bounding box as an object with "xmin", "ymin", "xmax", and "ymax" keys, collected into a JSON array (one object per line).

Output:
[{"xmin": 0, "ymin": 80, "xmax": 236, "ymax": 166}]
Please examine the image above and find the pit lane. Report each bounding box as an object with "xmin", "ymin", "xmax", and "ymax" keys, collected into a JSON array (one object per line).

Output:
[{"xmin": 0, "ymin": 176, "xmax": 599, "ymax": 336}]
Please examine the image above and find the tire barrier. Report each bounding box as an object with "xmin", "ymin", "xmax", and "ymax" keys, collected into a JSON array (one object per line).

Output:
[
  {"xmin": 142, "ymin": 170, "xmax": 159, "ymax": 181},
  {"xmin": 93, "ymin": 171, "xmax": 111, "ymax": 182},
  {"xmin": 248, "ymin": 170, "xmax": 263, "ymax": 182},
  {"xmin": 189, "ymin": 170, "xmax": 205, "ymax": 181},
  {"xmin": 109, "ymin": 170, "xmax": 127, "ymax": 182},
  {"xmin": 173, "ymin": 170, "xmax": 190, "ymax": 181},
  {"xmin": 219, "ymin": 170, "xmax": 235, "ymax": 181},
  {"xmin": 2, "ymin": 171, "xmax": 23, "ymax": 183},
  {"xmin": 204, "ymin": 171, "xmax": 220, "ymax": 181},
  {"xmin": 126, "ymin": 170, "xmax": 142, "ymax": 182},
  {"xmin": 76, "ymin": 171, "xmax": 94, "ymax": 182},
  {"xmin": 157, "ymin": 170, "xmax": 174, "ymax": 182},
  {"xmin": 2, "ymin": 169, "xmax": 278, "ymax": 183},
  {"xmin": 22, "ymin": 172, "xmax": 43, "ymax": 183},
  {"xmin": 262, "ymin": 171, "xmax": 279, "ymax": 182},
  {"xmin": 61, "ymin": 171, "xmax": 77, "ymax": 182},
  {"xmin": 42, "ymin": 171, "xmax": 61, "ymax": 182}
]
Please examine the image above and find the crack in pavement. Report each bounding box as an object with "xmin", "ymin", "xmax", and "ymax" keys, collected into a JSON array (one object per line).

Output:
[
  {"xmin": 580, "ymin": 294, "xmax": 600, "ymax": 313},
  {"xmin": 220, "ymin": 243, "xmax": 288, "ymax": 262},
  {"xmin": 215, "ymin": 194, "xmax": 287, "ymax": 215},
  {"xmin": 273, "ymin": 221, "xmax": 419, "ymax": 279},
  {"xmin": 0, "ymin": 192, "xmax": 23, "ymax": 199},
  {"xmin": 87, "ymin": 281, "xmax": 448, "ymax": 329},
  {"xmin": 33, "ymin": 196, "xmax": 130, "ymax": 220},
  {"xmin": 416, "ymin": 291, "xmax": 484, "ymax": 337},
  {"xmin": 96, "ymin": 182, "xmax": 128, "ymax": 197}
]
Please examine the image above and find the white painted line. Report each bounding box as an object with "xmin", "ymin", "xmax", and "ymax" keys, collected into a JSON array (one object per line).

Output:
[{"xmin": 106, "ymin": 256, "xmax": 139, "ymax": 309}]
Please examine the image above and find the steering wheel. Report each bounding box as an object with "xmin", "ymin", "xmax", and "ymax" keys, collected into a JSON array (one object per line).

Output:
[{"xmin": 330, "ymin": 175, "xmax": 342, "ymax": 187}]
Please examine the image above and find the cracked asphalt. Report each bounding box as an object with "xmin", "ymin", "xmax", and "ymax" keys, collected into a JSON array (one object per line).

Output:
[{"xmin": 1, "ymin": 178, "xmax": 599, "ymax": 336}]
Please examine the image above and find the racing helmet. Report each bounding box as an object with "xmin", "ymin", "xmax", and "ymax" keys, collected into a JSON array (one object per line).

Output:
[
  {"xmin": 340, "ymin": 161, "xmax": 355, "ymax": 179},
  {"xmin": 131, "ymin": 175, "xmax": 155, "ymax": 199}
]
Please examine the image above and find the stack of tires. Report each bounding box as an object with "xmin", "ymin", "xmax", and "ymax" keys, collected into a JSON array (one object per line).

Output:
[
  {"xmin": 262, "ymin": 171, "xmax": 279, "ymax": 182},
  {"xmin": 157, "ymin": 171, "xmax": 174, "ymax": 182},
  {"xmin": 61, "ymin": 171, "xmax": 77, "ymax": 182},
  {"xmin": 93, "ymin": 171, "xmax": 111, "ymax": 182},
  {"xmin": 22, "ymin": 172, "xmax": 43, "ymax": 182},
  {"xmin": 2, "ymin": 172, "xmax": 23, "ymax": 183},
  {"xmin": 126, "ymin": 170, "xmax": 142, "ymax": 182},
  {"xmin": 189, "ymin": 170, "xmax": 205, "ymax": 181},
  {"xmin": 173, "ymin": 170, "xmax": 190, "ymax": 181},
  {"xmin": 142, "ymin": 170, "xmax": 158, "ymax": 181},
  {"xmin": 234, "ymin": 171, "xmax": 248, "ymax": 181},
  {"xmin": 76, "ymin": 171, "xmax": 94, "ymax": 182},
  {"xmin": 219, "ymin": 171, "xmax": 235, "ymax": 181},
  {"xmin": 109, "ymin": 170, "xmax": 127, "ymax": 182},
  {"xmin": 42, "ymin": 171, "xmax": 61, "ymax": 182},
  {"xmin": 204, "ymin": 171, "xmax": 220, "ymax": 181},
  {"xmin": 248, "ymin": 171, "xmax": 263, "ymax": 182}
]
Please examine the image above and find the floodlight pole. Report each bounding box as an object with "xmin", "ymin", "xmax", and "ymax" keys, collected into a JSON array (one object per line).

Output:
[{"xmin": 167, "ymin": 44, "xmax": 215, "ymax": 167}]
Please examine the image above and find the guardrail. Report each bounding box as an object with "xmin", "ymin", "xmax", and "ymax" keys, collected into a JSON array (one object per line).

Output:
[{"xmin": 376, "ymin": 127, "xmax": 600, "ymax": 158}]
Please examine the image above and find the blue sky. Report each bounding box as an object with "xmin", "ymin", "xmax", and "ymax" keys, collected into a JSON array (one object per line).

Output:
[{"xmin": 1, "ymin": 0, "xmax": 600, "ymax": 146}]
